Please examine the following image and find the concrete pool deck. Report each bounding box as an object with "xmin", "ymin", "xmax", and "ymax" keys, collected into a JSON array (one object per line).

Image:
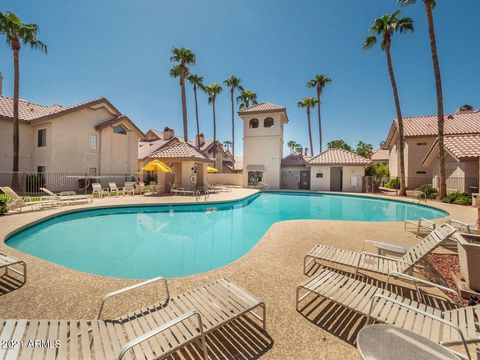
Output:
[{"xmin": 0, "ymin": 188, "xmax": 476, "ymax": 359}]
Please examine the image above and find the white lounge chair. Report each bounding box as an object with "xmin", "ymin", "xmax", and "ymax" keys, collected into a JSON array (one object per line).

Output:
[
  {"xmin": 40, "ymin": 187, "xmax": 93, "ymax": 205},
  {"xmin": 138, "ymin": 182, "xmax": 152, "ymax": 194},
  {"xmin": 304, "ymin": 224, "xmax": 456, "ymax": 276},
  {"xmin": 124, "ymin": 181, "xmax": 135, "ymax": 196},
  {"xmin": 0, "ymin": 253, "xmax": 26, "ymax": 285},
  {"xmin": 91, "ymin": 183, "xmax": 109, "ymax": 198},
  {"xmin": 108, "ymin": 182, "xmax": 124, "ymax": 196},
  {"xmin": 404, "ymin": 217, "xmax": 436, "ymax": 237},
  {"xmin": 296, "ymin": 269, "xmax": 476, "ymax": 359},
  {"xmin": 0, "ymin": 277, "xmax": 266, "ymax": 360},
  {"xmin": 448, "ymin": 219, "xmax": 478, "ymax": 234},
  {"xmin": 0, "ymin": 186, "xmax": 60, "ymax": 213}
]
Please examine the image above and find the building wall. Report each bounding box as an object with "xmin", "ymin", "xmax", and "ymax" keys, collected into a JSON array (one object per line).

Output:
[
  {"xmin": 0, "ymin": 119, "xmax": 34, "ymax": 171},
  {"xmin": 309, "ymin": 165, "xmax": 364, "ymax": 192},
  {"xmin": 342, "ymin": 166, "xmax": 365, "ymax": 193},
  {"xmin": 241, "ymin": 113, "xmax": 284, "ymax": 189},
  {"xmin": 207, "ymin": 173, "xmax": 242, "ymax": 186},
  {"xmin": 309, "ymin": 165, "xmax": 331, "ymax": 191},
  {"xmin": 280, "ymin": 166, "xmax": 305, "ymax": 189},
  {"xmin": 431, "ymin": 154, "xmax": 479, "ymax": 193}
]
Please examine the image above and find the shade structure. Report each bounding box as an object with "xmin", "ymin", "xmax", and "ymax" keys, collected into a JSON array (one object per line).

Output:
[
  {"xmin": 207, "ymin": 166, "xmax": 219, "ymax": 173},
  {"xmin": 142, "ymin": 160, "xmax": 173, "ymax": 173}
]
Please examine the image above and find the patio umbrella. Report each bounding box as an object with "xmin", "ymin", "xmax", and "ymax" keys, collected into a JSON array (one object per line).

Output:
[
  {"xmin": 207, "ymin": 166, "xmax": 219, "ymax": 173},
  {"xmin": 142, "ymin": 160, "xmax": 173, "ymax": 173}
]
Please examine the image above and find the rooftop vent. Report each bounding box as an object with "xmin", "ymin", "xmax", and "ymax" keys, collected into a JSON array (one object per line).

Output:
[{"xmin": 456, "ymin": 104, "xmax": 474, "ymax": 114}]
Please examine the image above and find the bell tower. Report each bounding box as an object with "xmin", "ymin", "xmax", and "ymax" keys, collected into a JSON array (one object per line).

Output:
[{"xmin": 238, "ymin": 102, "xmax": 288, "ymax": 189}]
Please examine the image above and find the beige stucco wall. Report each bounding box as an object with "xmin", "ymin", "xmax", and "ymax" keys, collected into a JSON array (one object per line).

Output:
[
  {"xmin": 342, "ymin": 166, "xmax": 365, "ymax": 192},
  {"xmin": 280, "ymin": 167, "xmax": 305, "ymax": 189},
  {"xmin": 207, "ymin": 173, "xmax": 242, "ymax": 186},
  {"xmin": 309, "ymin": 165, "xmax": 364, "ymax": 192},
  {"xmin": 0, "ymin": 119, "xmax": 34, "ymax": 171},
  {"xmin": 309, "ymin": 165, "xmax": 331, "ymax": 191},
  {"xmin": 430, "ymin": 153, "xmax": 479, "ymax": 193},
  {"xmin": 241, "ymin": 113, "xmax": 284, "ymax": 189}
]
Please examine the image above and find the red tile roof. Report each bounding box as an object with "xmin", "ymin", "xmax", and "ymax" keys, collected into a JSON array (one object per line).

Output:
[
  {"xmin": 238, "ymin": 102, "xmax": 285, "ymax": 113},
  {"xmin": 423, "ymin": 134, "xmax": 480, "ymax": 164},
  {"xmin": 281, "ymin": 154, "xmax": 312, "ymax": 167},
  {"xmin": 371, "ymin": 149, "xmax": 389, "ymax": 161},
  {"xmin": 150, "ymin": 142, "xmax": 213, "ymax": 163},
  {"xmin": 307, "ymin": 148, "xmax": 371, "ymax": 166},
  {"xmin": 0, "ymin": 96, "xmax": 64, "ymax": 121}
]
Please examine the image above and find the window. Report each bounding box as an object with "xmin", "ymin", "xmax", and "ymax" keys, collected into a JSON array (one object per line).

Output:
[
  {"xmin": 37, "ymin": 166, "xmax": 46, "ymax": 173},
  {"xmin": 113, "ymin": 125, "xmax": 127, "ymax": 135},
  {"xmin": 89, "ymin": 134, "xmax": 97, "ymax": 150},
  {"xmin": 264, "ymin": 117, "xmax": 274, "ymax": 128},
  {"xmin": 249, "ymin": 118, "xmax": 259, "ymax": 128},
  {"xmin": 416, "ymin": 171, "xmax": 427, "ymax": 174},
  {"xmin": 316, "ymin": 173, "xmax": 323, "ymax": 178},
  {"xmin": 37, "ymin": 129, "xmax": 46, "ymax": 147},
  {"xmin": 416, "ymin": 142, "xmax": 427, "ymax": 146},
  {"xmin": 89, "ymin": 168, "xmax": 97, "ymax": 176}
]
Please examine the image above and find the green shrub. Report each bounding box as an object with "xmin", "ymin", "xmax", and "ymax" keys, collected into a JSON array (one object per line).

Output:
[
  {"xmin": 442, "ymin": 192, "xmax": 472, "ymax": 206},
  {"xmin": 25, "ymin": 173, "xmax": 45, "ymax": 193},
  {"xmin": 385, "ymin": 178, "xmax": 400, "ymax": 189},
  {"xmin": 417, "ymin": 184, "xmax": 438, "ymax": 200},
  {"xmin": 0, "ymin": 199, "xmax": 7, "ymax": 216}
]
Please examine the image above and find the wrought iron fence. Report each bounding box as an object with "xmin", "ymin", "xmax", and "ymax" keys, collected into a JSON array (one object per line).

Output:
[{"xmin": 0, "ymin": 172, "xmax": 141, "ymax": 196}]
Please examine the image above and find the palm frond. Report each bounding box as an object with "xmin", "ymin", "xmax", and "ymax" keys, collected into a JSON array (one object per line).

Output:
[{"xmin": 363, "ymin": 35, "xmax": 377, "ymax": 50}]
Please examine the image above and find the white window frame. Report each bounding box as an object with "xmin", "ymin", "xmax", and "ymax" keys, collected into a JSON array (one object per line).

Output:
[{"xmin": 89, "ymin": 133, "xmax": 98, "ymax": 151}]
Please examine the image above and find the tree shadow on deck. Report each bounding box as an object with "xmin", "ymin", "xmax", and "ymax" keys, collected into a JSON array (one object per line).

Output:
[{"xmin": 298, "ymin": 265, "xmax": 457, "ymax": 345}]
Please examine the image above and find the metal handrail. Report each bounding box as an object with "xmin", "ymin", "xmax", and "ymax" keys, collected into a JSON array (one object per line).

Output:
[{"xmin": 97, "ymin": 276, "xmax": 169, "ymax": 319}]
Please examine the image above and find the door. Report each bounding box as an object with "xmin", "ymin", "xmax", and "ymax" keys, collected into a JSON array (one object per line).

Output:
[
  {"xmin": 330, "ymin": 167, "xmax": 343, "ymax": 191},
  {"xmin": 299, "ymin": 171, "xmax": 310, "ymax": 189}
]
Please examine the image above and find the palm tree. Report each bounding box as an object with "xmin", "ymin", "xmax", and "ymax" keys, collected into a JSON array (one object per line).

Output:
[
  {"xmin": 169, "ymin": 47, "xmax": 196, "ymax": 143},
  {"xmin": 237, "ymin": 89, "xmax": 257, "ymax": 109},
  {"xmin": 363, "ymin": 10, "xmax": 414, "ymax": 197},
  {"xmin": 224, "ymin": 75, "xmax": 242, "ymax": 159},
  {"xmin": 398, "ymin": 0, "xmax": 446, "ymax": 198},
  {"xmin": 0, "ymin": 12, "xmax": 47, "ymax": 189},
  {"xmin": 297, "ymin": 97, "xmax": 318, "ymax": 156},
  {"xmin": 223, "ymin": 140, "xmax": 233, "ymax": 152},
  {"xmin": 204, "ymin": 83, "xmax": 223, "ymax": 160},
  {"xmin": 187, "ymin": 73, "xmax": 204, "ymax": 148},
  {"xmin": 306, "ymin": 74, "xmax": 332, "ymax": 153},
  {"xmin": 287, "ymin": 140, "xmax": 298, "ymax": 154}
]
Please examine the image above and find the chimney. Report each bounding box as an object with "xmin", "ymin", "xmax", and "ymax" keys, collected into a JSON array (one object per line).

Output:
[
  {"xmin": 195, "ymin": 133, "xmax": 205, "ymax": 147},
  {"xmin": 456, "ymin": 104, "xmax": 474, "ymax": 114},
  {"xmin": 163, "ymin": 127, "xmax": 174, "ymax": 140},
  {"xmin": 0, "ymin": 73, "xmax": 3, "ymax": 96}
]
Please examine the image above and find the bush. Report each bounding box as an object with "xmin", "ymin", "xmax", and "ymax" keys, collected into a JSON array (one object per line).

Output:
[
  {"xmin": 25, "ymin": 173, "xmax": 45, "ymax": 193},
  {"xmin": 0, "ymin": 199, "xmax": 7, "ymax": 216},
  {"xmin": 417, "ymin": 184, "xmax": 438, "ymax": 200},
  {"xmin": 442, "ymin": 192, "xmax": 472, "ymax": 206},
  {"xmin": 385, "ymin": 178, "xmax": 400, "ymax": 189}
]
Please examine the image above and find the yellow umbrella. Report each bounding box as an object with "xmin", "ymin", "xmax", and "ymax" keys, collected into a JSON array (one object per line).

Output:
[
  {"xmin": 207, "ymin": 166, "xmax": 219, "ymax": 173},
  {"xmin": 142, "ymin": 160, "xmax": 173, "ymax": 173}
]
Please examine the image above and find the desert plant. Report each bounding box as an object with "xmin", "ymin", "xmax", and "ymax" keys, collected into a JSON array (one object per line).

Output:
[
  {"xmin": 366, "ymin": 163, "xmax": 390, "ymax": 186},
  {"xmin": 385, "ymin": 178, "xmax": 400, "ymax": 189},
  {"xmin": 442, "ymin": 192, "xmax": 472, "ymax": 206},
  {"xmin": 25, "ymin": 173, "xmax": 45, "ymax": 192},
  {"xmin": 417, "ymin": 184, "xmax": 438, "ymax": 200},
  {"xmin": 0, "ymin": 198, "xmax": 7, "ymax": 215}
]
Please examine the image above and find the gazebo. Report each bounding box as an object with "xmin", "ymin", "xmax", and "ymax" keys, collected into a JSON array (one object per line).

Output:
[{"xmin": 147, "ymin": 142, "xmax": 214, "ymax": 192}]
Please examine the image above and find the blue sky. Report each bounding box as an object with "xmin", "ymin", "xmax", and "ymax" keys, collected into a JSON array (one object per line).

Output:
[{"xmin": 1, "ymin": 0, "xmax": 479, "ymax": 155}]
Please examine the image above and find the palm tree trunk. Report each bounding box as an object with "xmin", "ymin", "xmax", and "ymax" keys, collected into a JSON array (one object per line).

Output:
[
  {"xmin": 385, "ymin": 45, "xmax": 407, "ymax": 196},
  {"xmin": 12, "ymin": 42, "xmax": 20, "ymax": 190},
  {"xmin": 425, "ymin": 0, "xmax": 446, "ymax": 199},
  {"xmin": 193, "ymin": 85, "xmax": 200, "ymax": 148},
  {"xmin": 180, "ymin": 75, "xmax": 188, "ymax": 142},
  {"xmin": 212, "ymin": 99, "xmax": 217, "ymax": 160},
  {"xmin": 230, "ymin": 89, "xmax": 235, "ymax": 158},
  {"xmin": 307, "ymin": 107, "xmax": 314, "ymax": 156},
  {"xmin": 317, "ymin": 89, "xmax": 322, "ymax": 153}
]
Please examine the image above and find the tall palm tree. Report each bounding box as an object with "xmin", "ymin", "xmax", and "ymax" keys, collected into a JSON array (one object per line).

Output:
[
  {"xmin": 223, "ymin": 140, "xmax": 233, "ymax": 152},
  {"xmin": 236, "ymin": 89, "xmax": 257, "ymax": 109},
  {"xmin": 187, "ymin": 73, "xmax": 204, "ymax": 148},
  {"xmin": 306, "ymin": 74, "xmax": 332, "ymax": 153},
  {"xmin": 0, "ymin": 12, "xmax": 47, "ymax": 189},
  {"xmin": 398, "ymin": 0, "xmax": 446, "ymax": 198},
  {"xmin": 204, "ymin": 83, "xmax": 223, "ymax": 160},
  {"xmin": 223, "ymin": 75, "xmax": 242, "ymax": 159},
  {"xmin": 287, "ymin": 140, "xmax": 298, "ymax": 154},
  {"xmin": 364, "ymin": 10, "xmax": 414, "ymax": 197},
  {"xmin": 169, "ymin": 47, "xmax": 196, "ymax": 143},
  {"xmin": 297, "ymin": 97, "xmax": 318, "ymax": 156}
]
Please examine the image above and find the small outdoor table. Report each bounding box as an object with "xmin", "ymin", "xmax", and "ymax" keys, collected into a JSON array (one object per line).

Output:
[{"xmin": 357, "ymin": 324, "xmax": 461, "ymax": 360}]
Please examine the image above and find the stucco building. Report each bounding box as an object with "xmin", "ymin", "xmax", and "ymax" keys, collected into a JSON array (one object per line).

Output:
[
  {"xmin": 0, "ymin": 95, "xmax": 144, "ymax": 175},
  {"xmin": 384, "ymin": 107, "xmax": 480, "ymax": 191}
]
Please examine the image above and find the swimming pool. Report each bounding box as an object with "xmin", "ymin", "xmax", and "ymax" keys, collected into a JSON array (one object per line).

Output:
[{"xmin": 6, "ymin": 192, "xmax": 447, "ymax": 279}]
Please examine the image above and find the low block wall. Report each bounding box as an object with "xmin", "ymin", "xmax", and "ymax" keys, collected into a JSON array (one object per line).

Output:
[{"xmin": 207, "ymin": 173, "xmax": 243, "ymax": 186}]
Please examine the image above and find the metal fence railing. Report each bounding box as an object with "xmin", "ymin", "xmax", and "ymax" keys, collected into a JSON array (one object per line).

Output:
[{"xmin": 0, "ymin": 172, "xmax": 141, "ymax": 196}]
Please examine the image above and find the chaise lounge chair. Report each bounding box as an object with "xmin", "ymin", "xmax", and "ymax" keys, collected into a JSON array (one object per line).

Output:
[
  {"xmin": 91, "ymin": 183, "xmax": 110, "ymax": 198},
  {"xmin": 448, "ymin": 219, "xmax": 478, "ymax": 234},
  {"xmin": 404, "ymin": 217, "xmax": 436, "ymax": 237},
  {"xmin": 108, "ymin": 182, "xmax": 124, "ymax": 196},
  {"xmin": 40, "ymin": 187, "xmax": 93, "ymax": 205},
  {"xmin": 304, "ymin": 223, "xmax": 456, "ymax": 276},
  {"xmin": 296, "ymin": 268, "xmax": 477, "ymax": 359},
  {"xmin": 0, "ymin": 186, "xmax": 60, "ymax": 213},
  {"xmin": 0, "ymin": 253, "xmax": 26, "ymax": 285},
  {"xmin": 124, "ymin": 182, "xmax": 135, "ymax": 196},
  {"xmin": 0, "ymin": 277, "xmax": 266, "ymax": 360}
]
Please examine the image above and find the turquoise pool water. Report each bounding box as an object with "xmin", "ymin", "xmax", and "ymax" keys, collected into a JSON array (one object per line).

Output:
[{"xmin": 6, "ymin": 192, "xmax": 447, "ymax": 279}]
